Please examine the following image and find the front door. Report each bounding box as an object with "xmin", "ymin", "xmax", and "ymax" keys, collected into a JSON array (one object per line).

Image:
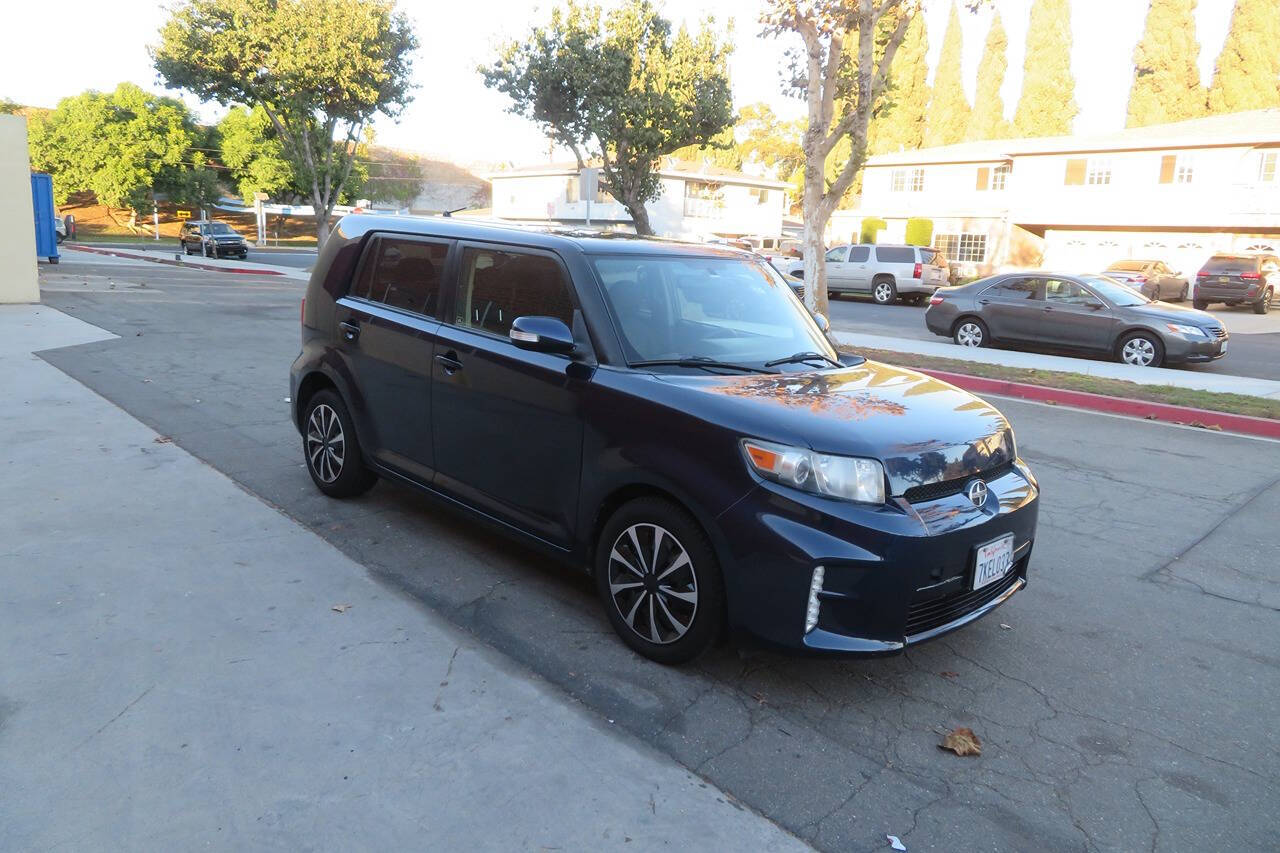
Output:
[
  {"xmin": 978, "ymin": 276, "xmax": 1043, "ymax": 342},
  {"xmin": 334, "ymin": 234, "xmax": 451, "ymax": 483},
  {"xmin": 824, "ymin": 245, "xmax": 851, "ymax": 290},
  {"xmin": 1038, "ymin": 277, "xmax": 1115, "ymax": 350},
  {"xmin": 431, "ymin": 243, "xmax": 588, "ymax": 548}
]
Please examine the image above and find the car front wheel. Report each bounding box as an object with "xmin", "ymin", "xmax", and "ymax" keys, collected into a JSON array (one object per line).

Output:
[
  {"xmin": 1118, "ymin": 332, "xmax": 1164, "ymax": 368},
  {"xmin": 954, "ymin": 318, "xmax": 988, "ymax": 348},
  {"xmin": 595, "ymin": 497, "xmax": 724, "ymax": 665},
  {"xmin": 302, "ymin": 390, "xmax": 378, "ymax": 498}
]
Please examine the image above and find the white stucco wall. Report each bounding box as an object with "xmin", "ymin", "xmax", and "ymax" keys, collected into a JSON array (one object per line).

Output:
[{"xmin": 0, "ymin": 115, "xmax": 39, "ymax": 304}]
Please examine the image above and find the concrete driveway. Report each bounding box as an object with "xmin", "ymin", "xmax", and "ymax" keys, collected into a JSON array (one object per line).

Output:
[{"xmin": 25, "ymin": 257, "xmax": 1280, "ymax": 852}]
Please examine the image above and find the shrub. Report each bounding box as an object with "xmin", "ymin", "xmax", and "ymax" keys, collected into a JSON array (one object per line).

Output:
[
  {"xmin": 860, "ymin": 217, "xmax": 886, "ymax": 244},
  {"xmin": 905, "ymin": 217, "xmax": 933, "ymax": 246}
]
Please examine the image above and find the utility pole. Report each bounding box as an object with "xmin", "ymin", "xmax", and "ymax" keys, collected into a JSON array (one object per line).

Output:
[{"xmin": 152, "ymin": 192, "xmax": 160, "ymax": 241}]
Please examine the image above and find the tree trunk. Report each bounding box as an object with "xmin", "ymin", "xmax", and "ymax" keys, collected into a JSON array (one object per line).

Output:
[
  {"xmin": 315, "ymin": 215, "xmax": 330, "ymax": 249},
  {"xmin": 621, "ymin": 195, "xmax": 654, "ymax": 236},
  {"xmin": 801, "ymin": 162, "xmax": 830, "ymax": 319}
]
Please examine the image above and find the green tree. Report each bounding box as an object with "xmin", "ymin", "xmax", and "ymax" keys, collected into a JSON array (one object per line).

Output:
[
  {"xmin": 967, "ymin": 12, "xmax": 1010, "ymax": 140},
  {"xmin": 27, "ymin": 83, "xmax": 198, "ymax": 212},
  {"xmin": 482, "ymin": 0, "xmax": 734, "ymax": 236},
  {"xmin": 1126, "ymin": 0, "xmax": 1206, "ymax": 127},
  {"xmin": 763, "ymin": 1, "xmax": 920, "ymax": 317},
  {"xmin": 904, "ymin": 217, "xmax": 933, "ymax": 246},
  {"xmin": 217, "ymin": 106, "xmax": 299, "ymax": 203},
  {"xmin": 364, "ymin": 148, "xmax": 425, "ymax": 208},
  {"xmin": 0, "ymin": 99, "xmax": 21, "ymax": 115},
  {"xmin": 868, "ymin": 13, "xmax": 930, "ymax": 155},
  {"xmin": 152, "ymin": 0, "xmax": 417, "ymax": 246},
  {"xmin": 1012, "ymin": 0, "xmax": 1078, "ymax": 137},
  {"xmin": 923, "ymin": 2, "xmax": 970, "ymax": 147},
  {"xmin": 860, "ymin": 217, "xmax": 887, "ymax": 243},
  {"xmin": 1207, "ymin": 0, "xmax": 1280, "ymax": 113}
]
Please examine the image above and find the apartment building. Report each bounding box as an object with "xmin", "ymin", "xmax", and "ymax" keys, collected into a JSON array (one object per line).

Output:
[
  {"xmin": 860, "ymin": 109, "xmax": 1280, "ymax": 278},
  {"xmin": 486, "ymin": 160, "xmax": 788, "ymax": 240}
]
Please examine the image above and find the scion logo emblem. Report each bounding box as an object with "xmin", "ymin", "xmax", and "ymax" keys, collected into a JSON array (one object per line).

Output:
[{"xmin": 966, "ymin": 479, "xmax": 988, "ymax": 508}]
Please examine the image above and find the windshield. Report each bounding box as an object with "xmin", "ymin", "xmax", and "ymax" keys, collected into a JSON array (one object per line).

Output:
[
  {"xmin": 1083, "ymin": 275, "xmax": 1150, "ymax": 306},
  {"xmin": 593, "ymin": 254, "xmax": 836, "ymax": 369},
  {"xmin": 205, "ymin": 223, "xmax": 235, "ymax": 235},
  {"xmin": 1106, "ymin": 261, "xmax": 1147, "ymax": 272}
]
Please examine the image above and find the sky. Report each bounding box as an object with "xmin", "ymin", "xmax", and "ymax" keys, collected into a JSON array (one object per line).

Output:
[{"xmin": 4, "ymin": 0, "xmax": 1236, "ymax": 167}]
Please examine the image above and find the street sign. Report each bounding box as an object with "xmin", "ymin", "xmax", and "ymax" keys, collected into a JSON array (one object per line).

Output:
[
  {"xmin": 579, "ymin": 167, "xmax": 598, "ymax": 201},
  {"xmin": 176, "ymin": 210, "xmax": 192, "ymax": 219}
]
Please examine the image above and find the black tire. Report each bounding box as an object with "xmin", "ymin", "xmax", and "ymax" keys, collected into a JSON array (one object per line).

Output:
[
  {"xmin": 302, "ymin": 389, "xmax": 378, "ymax": 498},
  {"xmin": 1177, "ymin": 284, "xmax": 1188, "ymax": 302},
  {"xmin": 1253, "ymin": 288, "xmax": 1272, "ymax": 315},
  {"xmin": 872, "ymin": 277, "xmax": 897, "ymax": 305},
  {"xmin": 953, "ymin": 317, "xmax": 988, "ymax": 348},
  {"xmin": 1117, "ymin": 331, "xmax": 1165, "ymax": 368},
  {"xmin": 1193, "ymin": 298, "xmax": 1208, "ymax": 310},
  {"xmin": 595, "ymin": 497, "xmax": 724, "ymax": 665}
]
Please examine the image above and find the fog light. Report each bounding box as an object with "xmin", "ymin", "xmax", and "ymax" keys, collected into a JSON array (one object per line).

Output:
[{"xmin": 804, "ymin": 565, "xmax": 825, "ymax": 634}]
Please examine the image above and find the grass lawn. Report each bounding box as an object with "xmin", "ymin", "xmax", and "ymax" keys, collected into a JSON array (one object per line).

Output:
[{"xmin": 848, "ymin": 346, "xmax": 1280, "ymax": 421}]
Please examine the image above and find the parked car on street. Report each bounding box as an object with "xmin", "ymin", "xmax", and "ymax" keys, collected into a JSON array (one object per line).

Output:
[
  {"xmin": 53, "ymin": 216, "xmax": 67, "ymax": 244},
  {"xmin": 1193, "ymin": 253, "xmax": 1277, "ymax": 314},
  {"xmin": 1102, "ymin": 259, "xmax": 1188, "ymax": 302},
  {"xmin": 179, "ymin": 220, "xmax": 250, "ymax": 259},
  {"xmin": 783, "ymin": 243, "xmax": 949, "ymax": 305},
  {"xmin": 291, "ymin": 216, "xmax": 1039, "ymax": 663},
  {"xmin": 926, "ymin": 272, "xmax": 1228, "ymax": 368}
]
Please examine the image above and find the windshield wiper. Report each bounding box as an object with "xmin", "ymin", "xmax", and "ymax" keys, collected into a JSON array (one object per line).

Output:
[
  {"xmin": 764, "ymin": 351, "xmax": 843, "ymax": 368},
  {"xmin": 629, "ymin": 357, "xmax": 772, "ymax": 374}
]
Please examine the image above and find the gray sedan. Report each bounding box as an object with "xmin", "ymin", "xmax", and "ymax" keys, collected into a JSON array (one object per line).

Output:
[{"xmin": 924, "ymin": 273, "xmax": 1228, "ymax": 368}]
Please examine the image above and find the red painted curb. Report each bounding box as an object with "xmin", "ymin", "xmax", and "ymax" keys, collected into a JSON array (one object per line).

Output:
[
  {"xmin": 916, "ymin": 367, "xmax": 1280, "ymax": 440},
  {"xmin": 67, "ymin": 243, "xmax": 284, "ymax": 276}
]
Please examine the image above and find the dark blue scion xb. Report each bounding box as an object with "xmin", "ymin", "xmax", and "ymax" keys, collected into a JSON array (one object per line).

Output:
[{"xmin": 290, "ymin": 215, "xmax": 1039, "ymax": 664}]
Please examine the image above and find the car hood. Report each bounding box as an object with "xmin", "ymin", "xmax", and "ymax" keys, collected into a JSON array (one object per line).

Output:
[
  {"xmin": 654, "ymin": 360, "xmax": 1016, "ymax": 496},
  {"xmin": 1120, "ymin": 300, "xmax": 1215, "ymax": 325}
]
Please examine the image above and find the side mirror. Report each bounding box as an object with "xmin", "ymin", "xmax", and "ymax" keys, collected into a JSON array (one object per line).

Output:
[
  {"xmin": 1085, "ymin": 300, "xmax": 1104, "ymax": 310},
  {"xmin": 510, "ymin": 316, "xmax": 576, "ymax": 354},
  {"xmin": 811, "ymin": 311, "xmax": 830, "ymax": 333}
]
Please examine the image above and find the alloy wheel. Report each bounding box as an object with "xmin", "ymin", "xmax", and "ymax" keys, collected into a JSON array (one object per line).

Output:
[
  {"xmin": 956, "ymin": 322, "xmax": 983, "ymax": 347},
  {"xmin": 874, "ymin": 283, "xmax": 893, "ymax": 303},
  {"xmin": 305, "ymin": 403, "xmax": 346, "ymax": 483},
  {"xmin": 1121, "ymin": 337, "xmax": 1157, "ymax": 366},
  {"xmin": 606, "ymin": 523, "xmax": 698, "ymax": 645}
]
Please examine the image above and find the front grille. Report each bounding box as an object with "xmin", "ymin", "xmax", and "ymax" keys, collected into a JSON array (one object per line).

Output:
[
  {"xmin": 905, "ymin": 568, "xmax": 1020, "ymax": 637},
  {"xmin": 902, "ymin": 461, "xmax": 1015, "ymax": 505},
  {"xmin": 1207, "ymin": 325, "xmax": 1227, "ymax": 339}
]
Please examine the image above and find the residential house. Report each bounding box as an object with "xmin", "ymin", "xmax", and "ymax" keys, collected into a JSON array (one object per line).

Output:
[{"xmin": 859, "ymin": 109, "xmax": 1280, "ymax": 279}]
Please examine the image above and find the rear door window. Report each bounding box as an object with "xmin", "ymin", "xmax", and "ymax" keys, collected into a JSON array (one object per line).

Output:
[
  {"xmin": 875, "ymin": 246, "xmax": 915, "ymax": 264},
  {"xmin": 454, "ymin": 246, "xmax": 574, "ymax": 337},
  {"xmin": 849, "ymin": 246, "xmax": 871, "ymax": 262},
  {"xmin": 984, "ymin": 277, "xmax": 1041, "ymax": 300},
  {"xmin": 350, "ymin": 236, "xmax": 450, "ymax": 317}
]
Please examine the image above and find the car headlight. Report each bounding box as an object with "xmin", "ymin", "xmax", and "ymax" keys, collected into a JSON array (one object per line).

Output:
[
  {"xmin": 1166, "ymin": 323, "xmax": 1207, "ymax": 337},
  {"xmin": 741, "ymin": 438, "xmax": 885, "ymax": 504}
]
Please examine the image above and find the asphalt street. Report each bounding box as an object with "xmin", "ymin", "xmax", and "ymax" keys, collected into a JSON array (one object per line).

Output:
[
  {"xmin": 33, "ymin": 257, "xmax": 1280, "ymax": 852},
  {"xmin": 825, "ymin": 292, "xmax": 1280, "ymax": 382},
  {"xmin": 78, "ymin": 241, "xmax": 319, "ymax": 271}
]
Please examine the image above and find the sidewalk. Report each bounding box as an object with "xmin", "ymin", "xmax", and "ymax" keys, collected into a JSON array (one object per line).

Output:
[
  {"xmin": 0, "ymin": 304, "xmax": 806, "ymax": 851},
  {"xmin": 833, "ymin": 330, "xmax": 1280, "ymax": 400},
  {"xmin": 63, "ymin": 243, "xmax": 311, "ymax": 280}
]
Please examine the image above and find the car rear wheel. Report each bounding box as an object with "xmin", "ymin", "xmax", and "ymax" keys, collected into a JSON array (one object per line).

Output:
[
  {"xmin": 1177, "ymin": 284, "xmax": 1188, "ymax": 302},
  {"xmin": 1193, "ymin": 298, "xmax": 1209, "ymax": 310},
  {"xmin": 954, "ymin": 318, "xmax": 988, "ymax": 348},
  {"xmin": 595, "ymin": 497, "xmax": 724, "ymax": 665},
  {"xmin": 1118, "ymin": 332, "xmax": 1164, "ymax": 368},
  {"xmin": 1253, "ymin": 289, "xmax": 1272, "ymax": 315},
  {"xmin": 872, "ymin": 278, "xmax": 897, "ymax": 305},
  {"xmin": 302, "ymin": 390, "xmax": 378, "ymax": 498}
]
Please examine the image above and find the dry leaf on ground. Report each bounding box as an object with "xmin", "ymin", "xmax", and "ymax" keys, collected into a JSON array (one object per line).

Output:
[
  {"xmin": 939, "ymin": 726, "xmax": 982, "ymax": 756},
  {"xmin": 331, "ymin": 604, "xmax": 352, "ymax": 613}
]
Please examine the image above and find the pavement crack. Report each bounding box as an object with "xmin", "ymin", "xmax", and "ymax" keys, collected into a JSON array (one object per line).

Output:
[
  {"xmin": 431, "ymin": 646, "xmax": 460, "ymax": 712},
  {"xmin": 74, "ymin": 684, "xmax": 155, "ymax": 750}
]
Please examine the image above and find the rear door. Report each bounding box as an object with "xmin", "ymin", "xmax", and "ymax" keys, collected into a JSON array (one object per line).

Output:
[
  {"xmin": 334, "ymin": 234, "xmax": 451, "ymax": 483},
  {"xmin": 978, "ymin": 276, "xmax": 1043, "ymax": 342},
  {"xmin": 1038, "ymin": 277, "xmax": 1114, "ymax": 350},
  {"xmin": 844, "ymin": 245, "xmax": 872, "ymax": 291},
  {"xmin": 430, "ymin": 243, "xmax": 589, "ymax": 548}
]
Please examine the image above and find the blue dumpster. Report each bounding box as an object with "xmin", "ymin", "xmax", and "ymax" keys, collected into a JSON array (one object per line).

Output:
[{"xmin": 31, "ymin": 172, "xmax": 59, "ymax": 264}]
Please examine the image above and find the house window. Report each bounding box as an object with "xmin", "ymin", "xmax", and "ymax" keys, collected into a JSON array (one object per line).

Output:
[
  {"xmin": 1086, "ymin": 159, "xmax": 1111, "ymax": 185},
  {"xmin": 683, "ymin": 180, "xmax": 724, "ymax": 217},
  {"xmin": 991, "ymin": 164, "xmax": 1009, "ymax": 191},
  {"xmin": 1259, "ymin": 152, "xmax": 1277, "ymax": 183},
  {"xmin": 565, "ymin": 176, "xmax": 614, "ymax": 203},
  {"xmin": 748, "ymin": 187, "xmax": 770, "ymax": 205},
  {"xmin": 891, "ymin": 167, "xmax": 924, "ymax": 192},
  {"xmin": 935, "ymin": 233, "xmax": 987, "ymax": 263},
  {"xmin": 1161, "ymin": 154, "xmax": 1193, "ymax": 184}
]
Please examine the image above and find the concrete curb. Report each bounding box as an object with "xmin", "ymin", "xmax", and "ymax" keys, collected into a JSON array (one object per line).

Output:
[
  {"xmin": 919, "ymin": 367, "xmax": 1280, "ymax": 440},
  {"xmin": 67, "ymin": 243, "xmax": 286, "ymax": 276}
]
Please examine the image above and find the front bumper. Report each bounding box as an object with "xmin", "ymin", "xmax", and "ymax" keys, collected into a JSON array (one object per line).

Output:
[
  {"xmin": 717, "ymin": 462, "xmax": 1039, "ymax": 654},
  {"xmin": 1163, "ymin": 332, "xmax": 1229, "ymax": 364}
]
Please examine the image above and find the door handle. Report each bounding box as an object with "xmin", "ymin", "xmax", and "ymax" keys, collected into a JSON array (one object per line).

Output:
[
  {"xmin": 435, "ymin": 351, "xmax": 463, "ymax": 375},
  {"xmin": 978, "ymin": 299, "xmax": 991, "ymax": 305},
  {"xmin": 339, "ymin": 321, "xmax": 360, "ymax": 342}
]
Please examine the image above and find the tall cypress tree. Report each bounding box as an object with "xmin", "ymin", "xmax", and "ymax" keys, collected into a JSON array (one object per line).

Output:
[
  {"xmin": 923, "ymin": 2, "xmax": 971, "ymax": 147},
  {"xmin": 1207, "ymin": 0, "xmax": 1280, "ymax": 113},
  {"xmin": 1126, "ymin": 0, "xmax": 1206, "ymax": 127},
  {"xmin": 967, "ymin": 12, "xmax": 1010, "ymax": 140},
  {"xmin": 1013, "ymin": 0, "xmax": 1078, "ymax": 137},
  {"xmin": 868, "ymin": 12, "xmax": 930, "ymax": 154}
]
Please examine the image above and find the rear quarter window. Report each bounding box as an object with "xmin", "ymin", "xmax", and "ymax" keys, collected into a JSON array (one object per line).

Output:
[{"xmin": 875, "ymin": 246, "xmax": 915, "ymax": 264}]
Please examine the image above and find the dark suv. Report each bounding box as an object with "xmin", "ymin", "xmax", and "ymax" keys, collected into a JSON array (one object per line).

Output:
[
  {"xmin": 1194, "ymin": 253, "xmax": 1277, "ymax": 314},
  {"xmin": 290, "ymin": 215, "xmax": 1039, "ymax": 663},
  {"xmin": 179, "ymin": 220, "xmax": 250, "ymax": 259}
]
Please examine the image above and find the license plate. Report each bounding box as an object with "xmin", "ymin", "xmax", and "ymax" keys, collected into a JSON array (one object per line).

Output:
[
  {"xmin": 1220, "ymin": 340, "xmax": 1228, "ymax": 354},
  {"xmin": 973, "ymin": 534, "xmax": 1015, "ymax": 591},
  {"xmin": 1218, "ymin": 276, "xmax": 1228, "ymax": 283}
]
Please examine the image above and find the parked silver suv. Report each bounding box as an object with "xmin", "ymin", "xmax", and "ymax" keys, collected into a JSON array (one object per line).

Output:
[{"xmin": 784, "ymin": 244, "xmax": 950, "ymax": 305}]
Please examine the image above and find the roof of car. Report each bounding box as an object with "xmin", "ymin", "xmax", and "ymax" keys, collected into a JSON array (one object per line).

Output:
[{"xmin": 332, "ymin": 213, "xmax": 758, "ymax": 259}]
